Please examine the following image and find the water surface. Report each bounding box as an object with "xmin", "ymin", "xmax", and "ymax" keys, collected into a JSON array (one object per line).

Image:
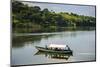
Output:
[{"xmin": 11, "ymin": 30, "xmax": 96, "ymax": 65}]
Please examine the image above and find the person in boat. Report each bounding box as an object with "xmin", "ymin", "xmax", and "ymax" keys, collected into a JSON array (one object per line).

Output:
[
  {"xmin": 55, "ymin": 48, "xmax": 59, "ymax": 51},
  {"xmin": 66, "ymin": 45, "xmax": 71, "ymax": 50},
  {"xmin": 45, "ymin": 45, "xmax": 53, "ymax": 50}
]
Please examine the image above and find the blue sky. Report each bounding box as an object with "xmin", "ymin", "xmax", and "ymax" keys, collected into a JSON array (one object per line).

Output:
[{"xmin": 22, "ymin": 2, "xmax": 95, "ymax": 17}]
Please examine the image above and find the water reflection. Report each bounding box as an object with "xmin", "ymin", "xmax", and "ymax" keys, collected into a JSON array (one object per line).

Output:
[
  {"xmin": 35, "ymin": 51, "xmax": 72, "ymax": 60},
  {"xmin": 12, "ymin": 34, "xmax": 55, "ymax": 48},
  {"xmin": 12, "ymin": 31, "xmax": 95, "ymax": 65},
  {"xmin": 14, "ymin": 27, "xmax": 95, "ymax": 33},
  {"xmin": 12, "ymin": 31, "xmax": 78, "ymax": 48}
]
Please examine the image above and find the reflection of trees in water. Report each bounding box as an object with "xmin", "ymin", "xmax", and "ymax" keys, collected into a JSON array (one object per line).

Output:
[
  {"xmin": 13, "ymin": 27, "xmax": 95, "ymax": 33},
  {"xmin": 35, "ymin": 51, "xmax": 72, "ymax": 60},
  {"xmin": 12, "ymin": 27, "xmax": 95, "ymax": 48},
  {"xmin": 12, "ymin": 34, "xmax": 55, "ymax": 48}
]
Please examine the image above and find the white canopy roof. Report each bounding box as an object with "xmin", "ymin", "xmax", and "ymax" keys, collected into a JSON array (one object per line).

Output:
[{"xmin": 48, "ymin": 44, "xmax": 67, "ymax": 49}]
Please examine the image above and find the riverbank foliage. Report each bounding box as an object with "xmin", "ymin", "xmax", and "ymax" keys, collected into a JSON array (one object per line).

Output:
[{"xmin": 12, "ymin": 1, "xmax": 96, "ymax": 33}]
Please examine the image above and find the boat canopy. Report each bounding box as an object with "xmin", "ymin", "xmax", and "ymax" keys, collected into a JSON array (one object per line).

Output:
[{"xmin": 48, "ymin": 44, "xmax": 68, "ymax": 49}]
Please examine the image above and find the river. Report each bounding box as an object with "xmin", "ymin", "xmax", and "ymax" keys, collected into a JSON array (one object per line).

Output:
[{"xmin": 11, "ymin": 30, "xmax": 96, "ymax": 65}]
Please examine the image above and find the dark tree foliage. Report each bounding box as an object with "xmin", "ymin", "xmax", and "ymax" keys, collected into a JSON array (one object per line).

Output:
[{"xmin": 12, "ymin": 1, "xmax": 96, "ymax": 33}]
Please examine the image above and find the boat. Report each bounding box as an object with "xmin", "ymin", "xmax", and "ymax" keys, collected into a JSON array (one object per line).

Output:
[{"xmin": 35, "ymin": 44, "xmax": 73, "ymax": 54}]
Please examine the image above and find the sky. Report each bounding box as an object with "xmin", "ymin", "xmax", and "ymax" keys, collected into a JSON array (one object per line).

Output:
[{"xmin": 20, "ymin": 1, "xmax": 95, "ymax": 17}]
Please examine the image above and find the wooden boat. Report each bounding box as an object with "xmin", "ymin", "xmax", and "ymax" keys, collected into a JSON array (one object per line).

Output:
[{"xmin": 35, "ymin": 44, "xmax": 73, "ymax": 54}]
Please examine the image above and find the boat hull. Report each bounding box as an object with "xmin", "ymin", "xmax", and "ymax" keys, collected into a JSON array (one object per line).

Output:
[{"xmin": 35, "ymin": 46, "xmax": 73, "ymax": 54}]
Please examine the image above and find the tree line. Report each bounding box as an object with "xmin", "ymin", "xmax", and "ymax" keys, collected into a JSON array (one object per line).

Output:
[{"xmin": 12, "ymin": 1, "xmax": 96, "ymax": 33}]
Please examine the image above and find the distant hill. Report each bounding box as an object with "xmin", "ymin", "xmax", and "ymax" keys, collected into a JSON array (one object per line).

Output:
[{"xmin": 12, "ymin": 1, "xmax": 96, "ymax": 33}]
